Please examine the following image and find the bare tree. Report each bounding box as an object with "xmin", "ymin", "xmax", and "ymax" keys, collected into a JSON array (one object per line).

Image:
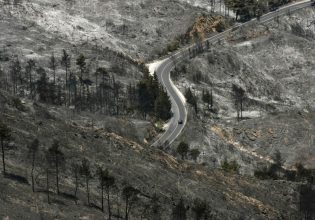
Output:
[
  {"xmin": 49, "ymin": 53, "xmax": 57, "ymax": 85},
  {"xmin": 26, "ymin": 59, "xmax": 36, "ymax": 96},
  {"xmin": 172, "ymin": 198, "xmax": 188, "ymax": 220},
  {"xmin": 27, "ymin": 138, "xmax": 39, "ymax": 192},
  {"xmin": 10, "ymin": 58, "xmax": 21, "ymax": 95},
  {"xmin": 71, "ymin": 161, "xmax": 80, "ymax": 204},
  {"xmin": 47, "ymin": 139, "xmax": 65, "ymax": 194},
  {"xmin": 76, "ymin": 54, "xmax": 86, "ymax": 110},
  {"xmin": 232, "ymin": 84, "xmax": 245, "ymax": 121},
  {"xmin": 44, "ymin": 150, "xmax": 52, "ymax": 204},
  {"xmin": 191, "ymin": 198, "xmax": 210, "ymax": 220},
  {"xmin": 61, "ymin": 49, "xmax": 71, "ymax": 105},
  {"xmin": 0, "ymin": 121, "xmax": 11, "ymax": 176},
  {"xmin": 80, "ymin": 158, "xmax": 92, "ymax": 205},
  {"xmin": 97, "ymin": 167, "xmax": 116, "ymax": 219},
  {"xmin": 148, "ymin": 193, "xmax": 161, "ymax": 220},
  {"xmin": 122, "ymin": 185, "xmax": 140, "ymax": 220}
]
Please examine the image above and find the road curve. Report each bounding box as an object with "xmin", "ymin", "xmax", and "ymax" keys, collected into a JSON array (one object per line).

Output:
[{"xmin": 151, "ymin": 0, "xmax": 312, "ymax": 147}]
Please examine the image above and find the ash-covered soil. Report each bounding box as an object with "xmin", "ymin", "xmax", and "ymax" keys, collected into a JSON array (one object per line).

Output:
[
  {"xmin": 0, "ymin": 1, "xmax": 314, "ymax": 219},
  {"xmin": 0, "ymin": 90, "xmax": 303, "ymax": 220},
  {"xmin": 174, "ymin": 7, "xmax": 315, "ymax": 173},
  {"xmin": 0, "ymin": 0, "xmax": 209, "ymax": 60}
]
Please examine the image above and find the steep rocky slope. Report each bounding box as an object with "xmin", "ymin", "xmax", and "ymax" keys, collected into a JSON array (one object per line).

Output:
[
  {"xmin": 0, "ymin": 90, "xmax": 303, "ymax": 220},
  {"xmin": 174, "ymin": 7, "xmax": 315, "ymax": 174}
]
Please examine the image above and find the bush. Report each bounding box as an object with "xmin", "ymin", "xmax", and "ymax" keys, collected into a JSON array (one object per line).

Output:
[
  {"xmin": 167, "ymin": 40, "xmax": 180, "ymax": 52},
  {"xmin": 221, "ymin": 159, "xmax": 239, "ymax": 174},
  {"xmin": 215, "ymin": 20, "xmax": 226, "ymax": 33},
  {"xmin": 177, "ymin": 142, "xmax": 189, "ymax": 160},
  {"xmin": 11, "ymin": 97, "xmax": 26, "ymax": 112},
  {"xmin": 254, "ymin": 166, "xmax": 272, "ymax": 180}
]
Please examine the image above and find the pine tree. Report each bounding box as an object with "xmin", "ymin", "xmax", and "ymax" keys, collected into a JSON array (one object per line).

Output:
[
  {"xmin": 49, "ymin": 53, "xmax": 57, "ymax": 85},
  {"xmin": 189, "ymin": 149, "xmax": 201, "ymax": 162},
  {"xmin": 232, "ymin": 84, "xmax": 245, "ymax": 121},
  {"xmin": 71, "ymin": 162, "xmax": 80, "ymax": 204},
  {"xmin": 0, "ymin": 66, "xmax": 8, "ymax": 91},
  {"xmin": 26, "ymin": 59, "xmax": 36, "ymax": 96},
  {"xmin": 36, "ymin": 67, "xmax": 49, "ymax": 103},
  {"xmin": 97, "ymin": 67, "xmax": 109, "ymax": 113},
  {"xmin": 191, "ymin": 198, "xmax": 209, "ymax": 220},
  {"xmin": 0, "ymin": 121, "xmax": 11, "ymax": 176},
  {"xmin": 154, "ymin": 89, "xmax": 172, "ymax": 121},
  {"xmin": 76, "ymin": 54, "xmax": 86, "ymax": 110},
  {"xmin": 47, "ymin": 140, "xmax": 65, "ymax": 195},
  {"xmin": 150, "ymin": 193, "xmax": 161, "ymax": 220},
  {"xmin": 97, "ymin": 167, "xmax": 115, "ymax": 219},
  {"xmin": 80, "ymin": 158, "xmax": 92, "ymax": 205},
  {"xmin": 137, "ymin": 81, "xmax": 151, "ymax": 118},
  {"xmin": 97, "ymin": 167, "xmax": 107, "ymax": 212},
  {"xmin": 122, "ymin": 185, "xmax": 140, "ymax": 220},
  {"xmin": 27, "ymin": 138, "xmax": 39, "ymax": 192},
  {"xmin": 44, "ymin": 150, "xmax": 52, "ymax": 204},
  {"xmin": 177, "ymin": 142, "xmax": 189, "ymax": 160},
  {"xmin": 61, "ymin": 49, "xmax": 71, "ymax": 105},
  {"xmin": 172, "ymin": 198, "xmax": 187, "ymax": 220},
  {"xmin": 202, "ymin": 89, "xmax": 213, "ymax": 110},
  {"xmin": 10, "ymin": 58, "xmax": 21, "ymax": 95},
  {"xmin": 185, "ymin": 88, "xmax": 198, "ymax": 114}
]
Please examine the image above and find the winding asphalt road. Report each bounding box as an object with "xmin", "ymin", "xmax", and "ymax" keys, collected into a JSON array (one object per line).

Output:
[{"xmin": 151, "ymin": 0, "xmax": 313, "ymax": 147}]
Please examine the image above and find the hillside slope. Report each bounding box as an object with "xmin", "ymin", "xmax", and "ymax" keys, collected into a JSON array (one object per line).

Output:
[
  {"xmin": 0, "ymin": 89, "xmax": 303, "ymax": 220},
  {"xmin": 0, "ymin": 0, "xmax": 209, "ymax": 60},
  {"xmin": 173, "ymin": 7, "xmax": 315, "ymax": 173}
]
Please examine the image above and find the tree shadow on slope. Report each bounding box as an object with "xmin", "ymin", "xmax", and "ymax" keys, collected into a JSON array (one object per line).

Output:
[{"xmin": 5, "ymin": 172, "xmax": 29, "ymax": 185}]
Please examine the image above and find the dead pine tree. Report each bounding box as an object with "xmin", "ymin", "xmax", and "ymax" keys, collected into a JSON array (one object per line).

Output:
[
  {"xmin": 191, "ymin": 198, "xmax": 209, "ymax": 220},
  {"xmin": 61, "ymin": 49, "xmax": 71, "ymax": 106},
  {"xmin": 97, "ymin": 166, "xmax": 116, "ymax": 218},
  {"xmin": 76, "ymin": 54, "xmax": 87, "ymax": 111},
  {"xmin": 232, "ymin": 84, "xmax": 246, "ymax": 121},
  {"xmin": 27, "ymin": 138, "xmax": 39, "ymax": 192},
  {"xmin": 26, "ymin": 59, "xmax": 36, "ymax": 96},
  {"xmin": 47, "ymin": 139, "xmax": 65, "ymax": 195},
  {"xmin": 148, "ymin": 193, "xmax": 161, "ymax": 220},
  {"xmin": 105, "ymin": 169, "xmax": 115, "ymax": 219},
  {"xmin": 97, "ymin": 166, "xmax": 106, "ymax": 212},
  {"xmin": 9, "ymin": 58, "xmax": 21, "ymax": 95},
  {"xmin": 49, "ymin": 53, "xmax": 57, "ymax": 85},
  {"xmin": 44, "ymin": 150, "xmax": 52, "ymax": 204},
  {"xmin": 0, "ymin": 121, "xmax": 11, "ymax": 176},
  {"xmin": 80, "ymin": 158, "xmax": 92, "ymax": 206},
  {"xmin": 71, "ymin": 161, "xmax": 80, "ymax": 204},
  {"xmin": 172, "ymin": 198, "xmax": 188, "ymax": 220},
  {"xmin": 122, "ymin": 185, "xmax": 140, "ymax": 220}
]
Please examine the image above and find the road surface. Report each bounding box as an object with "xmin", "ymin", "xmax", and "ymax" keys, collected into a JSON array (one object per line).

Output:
[{"xmin": 151, "ymin": 0, "xmax": 312, "ymax": 147}]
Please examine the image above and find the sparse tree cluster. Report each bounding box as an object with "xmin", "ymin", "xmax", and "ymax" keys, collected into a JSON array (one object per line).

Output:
[
  {"xmin": 202, "ymin": 89, "xmax": 214, "ymax": 111},
  {"xmin": 221, "ymin": 158, "xmax": 240, "ymax": 174},
  {"xmin": 225, "ymin": 0, "xmax": 293, "ymax": 21},
  {"xmin": 185, "ymin": 88, "xmax": 198, "ymax": 114},
  {"xmin": 137, "ymin": 71, "xmax": 172, "ymax": 120},
  {"xmin": 0, "ymin": 49, "xmax": 172, "ymax": 122},
  {"xmin": 232, "ymin": 84, "xmax": 246, "ymax": 121},
  {"xmin": 0, "ymin": 121, "xmax": 213, "ymax": 219},
  {"xmin": 176, "ymin": 141, "xmax": 201, "ymax": 162},
  {"xmin": 254, "ymin": 151, "xmax": 315, "ymax": 185},
  {"xmin": 0, "ymin": 123, "xmax": 152, "ymax": 219}
]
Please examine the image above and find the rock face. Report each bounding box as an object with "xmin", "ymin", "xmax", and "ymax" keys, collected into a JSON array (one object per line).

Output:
[{"xmin": 175, "ymin": 7, "xmax": 315, "ymax": 174}]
